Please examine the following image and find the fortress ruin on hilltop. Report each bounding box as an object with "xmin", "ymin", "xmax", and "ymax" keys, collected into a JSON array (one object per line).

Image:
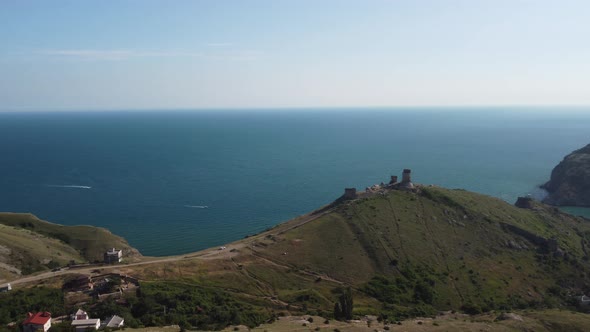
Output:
[{"xmin": 341, "ymin": 168, "xmax": 416, "ymax": 200}]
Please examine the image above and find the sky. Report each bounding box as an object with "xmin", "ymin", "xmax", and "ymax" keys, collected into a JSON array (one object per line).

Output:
[{"xmin": 1, "ymin": 0, "xmax": 590, "ymax": 111}]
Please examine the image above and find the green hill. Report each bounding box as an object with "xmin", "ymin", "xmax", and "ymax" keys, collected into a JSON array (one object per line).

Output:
[
  {"xmin": 122, "ymin": 183, "xmax": 590, "ymax": 324},
  {"xmin": 5, "ymin": 181, "xmax": 590, "ymax": 330},
  {"xmin": 251, "ymin": 186, "xmax": 590, "ymax": 314},
  {"xmin": 0, "ymin": 212, "xmax": 141, "ymax": 280}
]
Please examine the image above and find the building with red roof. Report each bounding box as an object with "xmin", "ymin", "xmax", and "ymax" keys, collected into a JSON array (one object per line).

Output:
[{"xmin": 22, "ymin": 312, "xmax": 51, "ymax": 332}]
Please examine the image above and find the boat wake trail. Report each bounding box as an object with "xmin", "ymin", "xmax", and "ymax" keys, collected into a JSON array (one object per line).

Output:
[{"xmin": 45, "ymin": 184, "xmax": 92, "ymax": 189}]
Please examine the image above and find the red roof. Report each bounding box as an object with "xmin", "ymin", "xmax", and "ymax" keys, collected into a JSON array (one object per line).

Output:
[{"xmin": 23, "ymin": 312, "xmax": 51, "ymax": 325}]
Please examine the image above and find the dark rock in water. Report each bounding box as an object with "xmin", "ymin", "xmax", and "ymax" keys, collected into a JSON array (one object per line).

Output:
[{"xmin": 541, "ymin": 144, "xmax": 590, "ymax": 207}]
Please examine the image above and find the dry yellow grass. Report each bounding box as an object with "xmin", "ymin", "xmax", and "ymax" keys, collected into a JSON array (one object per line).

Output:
[{"xmin": 227, "ymin": 310, "xmax": 590, "ymax": 332}]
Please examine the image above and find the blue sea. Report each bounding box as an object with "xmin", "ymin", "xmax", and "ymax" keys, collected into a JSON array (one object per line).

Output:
[{"xmin": 1, "ymin": 108, "xmax": 589, "ymax": 256}]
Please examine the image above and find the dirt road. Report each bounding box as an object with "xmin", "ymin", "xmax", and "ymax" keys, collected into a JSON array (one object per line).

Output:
[{"xmin": 4, "ymin": 203, "xmax": 337, "ymax": 288}]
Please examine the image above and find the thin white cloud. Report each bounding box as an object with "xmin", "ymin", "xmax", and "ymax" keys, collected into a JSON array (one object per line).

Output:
[
  {"xmin": 39, "ymin": 48, "xmax": 261, "ymax": 61},
  {"xmin": 204, "ymin": 50, "xmax": 263, "ymax": 61},
  {"xmin": 40, "ymin": 49, "xmax": 204, "ymax": 61},
  {"xmin": 206, "ymin": 43, "xmax": 232, "ymax": 47}
]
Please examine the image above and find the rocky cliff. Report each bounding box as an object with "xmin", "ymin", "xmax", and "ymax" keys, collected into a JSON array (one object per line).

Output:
[{"xmin": 542, "ymin": 144, "xmax": 590, "ymax": 206}]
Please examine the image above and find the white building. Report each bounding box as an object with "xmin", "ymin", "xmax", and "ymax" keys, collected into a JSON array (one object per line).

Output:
[
  {"xmin": 71, "ymin": 318, "xmax": 101, "ymax": 331},
  {"xmin": 71, "ymin": 308, "xmax": 89, "ymax": 321},
  {"xmin": 104, "ymin": 248, "xmax": 123, "ymax": 263},
  {"xmin": 71, "ymin": 309, "xmax": 100, "ymax": 331},
  {"xmin": 103, "ymin": 315, "xmax": 125, "ymax": 328}
]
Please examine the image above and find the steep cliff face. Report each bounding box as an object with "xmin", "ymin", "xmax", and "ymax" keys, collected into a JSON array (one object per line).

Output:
[{"xmin": 542, "ymin": 144, "xmax": 590, "ymax": 206}]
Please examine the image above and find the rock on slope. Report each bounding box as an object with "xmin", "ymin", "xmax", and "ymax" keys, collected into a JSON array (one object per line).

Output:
[{"xmin": 542, "ymin": 144, "xmax": 590, "ymax": 206}]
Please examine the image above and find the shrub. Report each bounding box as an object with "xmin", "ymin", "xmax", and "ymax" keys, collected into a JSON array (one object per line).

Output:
[{"xmin": 461, "ymin": 303, "xmax": 483, "ymax": 315}]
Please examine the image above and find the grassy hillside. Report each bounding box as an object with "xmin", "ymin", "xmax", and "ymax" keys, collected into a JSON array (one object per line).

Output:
[
  {"xmin": 6, "ymin": 184, "xmax": 590, "ymax": 330},
  {"xmin": 121, "ymin": 185, "xmax": 590, "ymax": 323},
  {"xmin": 0, "ymin": 223, "xmax": 83, "ymax": 279},
  {"xmin": 0, "ymin": 212, "xmax": 141, "ymax": 279},
  {"xmin": 252, "ymin": 187, "xmax": 590, "ymax": 314}
]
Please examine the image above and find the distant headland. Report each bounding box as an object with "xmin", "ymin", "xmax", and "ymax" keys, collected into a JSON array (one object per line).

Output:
[{"xmin": 541, "ymin": 143, "xmax": 590, "ymax": 207}]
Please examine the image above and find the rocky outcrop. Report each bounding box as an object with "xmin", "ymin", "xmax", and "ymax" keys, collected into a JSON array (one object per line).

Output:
[
  {"xmin": 496, "ymin": 312, "xmax": 523, "ymax": 322},
  {"xmin": 542, "ymin": 144, "xmax": 590, "ymax": 206},
  {"xmin": 515, "ymin": 196, "xmax": 534, "ymax": 209}
]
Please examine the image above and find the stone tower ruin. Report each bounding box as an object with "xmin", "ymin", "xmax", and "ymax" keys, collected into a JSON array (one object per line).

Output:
[
  {"xmin": 400, "ymin": 169, "xmax": 414, "ymax": 188},
  {"xmin": 344, "ymin": 188, "xmax": 357, "ymax": 200},
  {"xmin": 389, "ymin": 175, "xmax": 398, "ymax": 184}
]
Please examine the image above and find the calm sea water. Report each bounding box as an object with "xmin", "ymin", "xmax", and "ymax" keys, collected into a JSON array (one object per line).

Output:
[{"xmin": 1, "ymin": 108, "xmax": 589, "ymax": 256}]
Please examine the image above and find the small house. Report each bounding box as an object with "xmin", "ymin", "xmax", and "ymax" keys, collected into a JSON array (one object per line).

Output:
[
  {"xmin": 0, "ymin": 283, "xmax": 11, "ymax": 293},
  {"xmin": 71, "ymin": 318, "xmax": 101, "ymax": 331},
  {"xmin": 103, "ymin": 315, "xmax": 125, "ymax": 329},
  {"xmin": 104, "ymin": 248, "xmax": 123, "ymax": 263},
  {"xmin": 70, "ymin": 308, "xmax": 101, "ymax": 331},
  {"xmin": 23, "ymin": 312, "xmax": 51, "ymax": 332},
  {"xmin": 71, "ymin": 308, "xmax": 89, "ymax": 321}
]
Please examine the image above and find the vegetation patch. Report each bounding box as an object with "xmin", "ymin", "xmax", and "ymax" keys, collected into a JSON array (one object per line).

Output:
[
  {"xmin": 92, "ymin": 281, "xmax": 272, "ymax": 330},
  {"xmin": 0, "ymin": 287, "xmax": 66, "ymax": 325}
]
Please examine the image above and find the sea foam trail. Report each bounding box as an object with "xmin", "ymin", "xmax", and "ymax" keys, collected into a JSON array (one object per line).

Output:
[
  {"xmin": 45, "ymin": 184, "xmax": 92, "ymax": 189},
  {"xmin": 184, "ymin": 205, "xmax": 208, "ymax": 209}
]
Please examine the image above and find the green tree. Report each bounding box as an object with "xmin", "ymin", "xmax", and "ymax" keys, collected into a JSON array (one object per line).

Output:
[{"xmin": 333, "ymin": 288, "xmax": 353, "ymax": 320}]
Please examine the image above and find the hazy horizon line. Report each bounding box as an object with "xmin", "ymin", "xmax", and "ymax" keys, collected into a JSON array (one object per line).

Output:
[{"xmin": 1, "ymin": 104, "xmax": 590, "ymax": 113}]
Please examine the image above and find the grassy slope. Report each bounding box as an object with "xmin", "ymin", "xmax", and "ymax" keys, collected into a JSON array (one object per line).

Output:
[
  {"xmin": 119, "ymin": 309, "xmax": 590, "ymax": 332},
  {"xmin": 262, "ymin": 187, "xmax": 590, "ymax": 308},
  {"xmin": 0, "ymin": 224, "xmax": 83, "ymax": 280},
  {"xmin": 123, "ymin": 186, "xmax": 590, "ymax": 318},
  {"xmin": 7, "ymin": 185, "xmax": 590, "ymax": 329},
  {"xmin": 0, "ymin": 212, "xmax": 141, "ymax": 279}
]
